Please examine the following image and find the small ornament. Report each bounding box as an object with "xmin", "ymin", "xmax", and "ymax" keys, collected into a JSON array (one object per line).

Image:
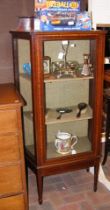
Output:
[{"xmin": 81, "ymin": 54, "xmax": 90, "ymax": 76}]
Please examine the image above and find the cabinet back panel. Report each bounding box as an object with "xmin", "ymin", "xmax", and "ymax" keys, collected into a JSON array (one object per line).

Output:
[
  {"xmin": 45, "ymin": 80, "xmax": 89, "ymax": 108},
  {"xmin": 46, "ymin": 120, "xmax": 88, "ymax": 142},
  {"xmin": 44, "ymin": 40, "xmax": 89, "ymax": 63}
]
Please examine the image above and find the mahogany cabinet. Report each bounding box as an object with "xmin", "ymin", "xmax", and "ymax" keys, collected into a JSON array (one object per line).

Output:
[
  {"xmin": 0, "ymin": 84, "xmax": 28, "ymax": 210},
  {"xmin": 10, "ymin": 29, "xmax": 105, "ymax": 204}
]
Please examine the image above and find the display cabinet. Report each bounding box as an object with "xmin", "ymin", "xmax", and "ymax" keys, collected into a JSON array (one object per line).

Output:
[{"xmin": 10, "ymin": 29, "xmax": 105, "ymax": 204}]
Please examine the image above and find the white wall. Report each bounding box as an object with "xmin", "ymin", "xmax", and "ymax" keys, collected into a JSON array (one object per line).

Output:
[{"xmin": 88, "ymin": 0, "xmax": 110, "ymax": 28}]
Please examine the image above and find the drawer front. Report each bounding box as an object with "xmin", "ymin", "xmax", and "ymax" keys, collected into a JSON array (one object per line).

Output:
[
  {"xmin": 0, "ymin": 110, "xmax": 17, "ymax": 134},
  {"xmin": 0, "ymin": 194, "xmax": 26, "ymax": 210},
  {"xmin": 0, "ymin": 164, "xmax": 23, "ymax": 195},
  {"xmin": 0, "ymin": 135, "xmax": 20, "ymax": 163}
]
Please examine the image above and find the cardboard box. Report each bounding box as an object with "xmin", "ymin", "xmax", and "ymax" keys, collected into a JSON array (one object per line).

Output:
[
  {"xmin": 34, "ymin": 0, "xmax": 81, "ymax": 31},
  {"xmin": 34, "ymin": 1, "xmax": 92, "ymax": 31},
  {"xmin": 35, "ymin": 0, "xmax": 80, "ymax": 13}
]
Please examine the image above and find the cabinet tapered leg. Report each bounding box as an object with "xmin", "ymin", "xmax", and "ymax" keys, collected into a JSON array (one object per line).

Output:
[
  {"xmin": 94, "ymin": 162, "xmax": 99, "ymax": 192},
  {"xmin": 36, "ymin": 172, "xmax": 43, "ymax": 204}
]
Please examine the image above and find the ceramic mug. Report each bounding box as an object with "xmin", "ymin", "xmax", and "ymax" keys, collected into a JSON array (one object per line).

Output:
[{"xmin": 55, "ymin": 131, "xmax": 78, "ymax": 154}]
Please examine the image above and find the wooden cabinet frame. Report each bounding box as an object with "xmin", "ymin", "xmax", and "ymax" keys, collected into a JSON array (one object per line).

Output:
[{"xmin": 10, "ymin": 30, "xmax": 105, "ymax": 204}]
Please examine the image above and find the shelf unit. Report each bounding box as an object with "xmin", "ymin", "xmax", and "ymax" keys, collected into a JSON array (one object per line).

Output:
[{"xmin": 10, "ymin": 30, "xmax": 105, "ymax": 204}]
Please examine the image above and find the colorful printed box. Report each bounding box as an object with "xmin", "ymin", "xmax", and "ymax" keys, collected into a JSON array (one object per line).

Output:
[
  {"xmin": 34, "ymin": 0, "xmax": 91, "ymax": 31},
  {"xmin": 35, "ymin": 0, "xmax": 80, "ymax": 13}
]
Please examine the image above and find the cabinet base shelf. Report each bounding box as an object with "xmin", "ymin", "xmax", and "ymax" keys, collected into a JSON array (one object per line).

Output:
[{"xmin": 25, "ymin": 136, "xmax": 91, "ymax": 160}]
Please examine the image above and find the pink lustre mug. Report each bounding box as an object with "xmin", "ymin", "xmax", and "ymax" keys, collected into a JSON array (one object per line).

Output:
[{"xmin": 55, "ymin": 131, "xmax": 78, "ymax": 155}]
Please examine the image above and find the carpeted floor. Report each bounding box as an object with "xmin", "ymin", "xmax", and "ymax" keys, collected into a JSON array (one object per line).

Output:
[{"xmin": 28, "ymin": 148, "xmax": 110, "ymax": 210}]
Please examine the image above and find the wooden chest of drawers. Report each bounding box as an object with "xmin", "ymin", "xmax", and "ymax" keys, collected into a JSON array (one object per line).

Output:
[{"xmin": 0, "ymin": 84, "xmax": 28, "ymax": 210}]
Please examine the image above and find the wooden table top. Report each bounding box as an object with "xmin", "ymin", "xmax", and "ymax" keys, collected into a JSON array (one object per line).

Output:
[{"xmin": 0, "ymin": 83, "xmax": 24, "ymax": 107}]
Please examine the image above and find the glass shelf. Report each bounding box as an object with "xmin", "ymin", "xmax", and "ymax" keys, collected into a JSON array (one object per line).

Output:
[
  {"xmin": 25, "ymin": 136, "xmax": 91, "ymax": 160},
  {"xmin": 23, "ymin": 105, "xmax": 92, "ymax": 125},
  {"xmin": 19, "ymin": 72, "xmax": 94, "ymax": 82},
  {"xmin": 44, "ymin": 75, "xmax": 94, "ymax": 83},
  {"xmin": 47, "ymin": 136, "xmax": 91, "ymax": 159},
  {"xmin": 45, "ymin": 105, "xmax": 92, "ymax": 125}
]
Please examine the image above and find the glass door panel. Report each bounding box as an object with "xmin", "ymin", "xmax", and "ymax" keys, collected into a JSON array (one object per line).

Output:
[
  {"xmin": 17, "ymin": 39, "xmax": 35, "ymax": 157},
  {"xmin": 43, "ymin": 39, "xmax": 96, "ymax": 159}
]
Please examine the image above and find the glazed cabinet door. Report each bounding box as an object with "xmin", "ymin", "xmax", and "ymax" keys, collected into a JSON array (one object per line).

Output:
[
  {"xmin": 41, "ymin": 37, "xmax": 94, "ymax": 160},
  {"xmin": 34, "ymin": 32, "xmax": 104, "ymax": 163}
]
